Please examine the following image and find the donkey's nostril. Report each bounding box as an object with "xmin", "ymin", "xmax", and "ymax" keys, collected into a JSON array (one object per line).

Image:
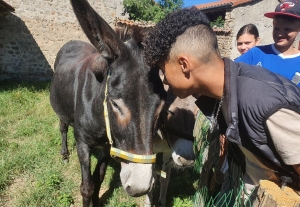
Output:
[
  {"xmin": 124, "ymin": 184, "xmax": 148, "ymax": 197},
  {"xmin": 124, "ymin": 184, "xmax": 131, "ymax": 192},
  {"xmin": 124, "ymin": 185, "xmax": 134, "ymax": 196}
]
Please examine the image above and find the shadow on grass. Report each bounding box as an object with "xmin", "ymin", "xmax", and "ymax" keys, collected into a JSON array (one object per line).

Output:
[
  {"xmin": 100, "ymin": 159, "xmax": 122, "ymax": 206},
  {"xmin": 166, "ymin": 168, "xmax": 197, "ymax": 206},
  {"xmin": 151, "ymin": 153, "xmax": 197, "ymax": 207},
  {"xmin": 0, "ymin": 80, "xmax": 51, "ymax": 92}
]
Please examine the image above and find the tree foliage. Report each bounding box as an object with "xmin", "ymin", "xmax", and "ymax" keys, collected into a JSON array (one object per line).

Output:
[{"xmin": 123, "ymin": 0, "xmax": 183, "ymax": 23}]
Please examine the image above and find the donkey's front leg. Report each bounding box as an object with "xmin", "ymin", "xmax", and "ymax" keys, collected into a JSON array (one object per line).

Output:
[
  {"xmin": 144, "ymin": 190, "xmax": 153, "ymax": 207},
  {"xmin": 158, "ymin": 153, "xmax": 172, "ymax": 207},
  {"xmin": 92, "ymin": 146, "xmax": 110, "ymax": 206},
  {"xmin": 76, "ymin": 139, "xmax": 94, "ymax": 207}
]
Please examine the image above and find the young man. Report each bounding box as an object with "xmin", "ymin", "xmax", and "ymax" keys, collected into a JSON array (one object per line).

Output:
[
  {"xmin": 235, "ymin": 0, "xmax": 300, "ymax": 87},
  {"xmin": 144, "ymin": 7, "xmax": 300, "ymax": 204}
]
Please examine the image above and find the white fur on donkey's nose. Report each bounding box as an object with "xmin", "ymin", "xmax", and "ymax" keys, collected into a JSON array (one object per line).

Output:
[{"xmin": 120, "ymin": 162, "xmax": 154, "ymax": 197}]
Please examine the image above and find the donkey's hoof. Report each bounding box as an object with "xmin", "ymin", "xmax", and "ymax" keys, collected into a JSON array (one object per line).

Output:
[
  {"xmin": 61, "ymin": 154, "xmax": 70, "ymax": 163},
  {"xmin": 63, "ymin": 159, "xmax": 69, "ymax": 163}
]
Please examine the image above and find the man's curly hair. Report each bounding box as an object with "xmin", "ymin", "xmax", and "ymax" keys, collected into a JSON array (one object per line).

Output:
[{"xmin": 144, "ymin": 7, "xmax": 210, "ymax": 67}]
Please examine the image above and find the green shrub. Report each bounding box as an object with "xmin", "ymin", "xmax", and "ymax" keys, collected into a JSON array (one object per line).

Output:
[
  {"xmin": 210, "ymin": 16, "xmax": 225, "ymax": 27},
  {"xmin": 123, "ymin": 0, "xmax": 183, "ymax": 23}
]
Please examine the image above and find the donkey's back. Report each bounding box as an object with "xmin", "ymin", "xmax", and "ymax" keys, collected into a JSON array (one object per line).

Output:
[{"xmin": 51, "ymin": 40, "xmax": 107, "ymax": 130}]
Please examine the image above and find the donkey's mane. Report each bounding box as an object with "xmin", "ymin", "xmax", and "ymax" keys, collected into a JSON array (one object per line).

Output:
[{"xmin": 114, "ymin": 25, "xmax": 147, "ymax": 45}]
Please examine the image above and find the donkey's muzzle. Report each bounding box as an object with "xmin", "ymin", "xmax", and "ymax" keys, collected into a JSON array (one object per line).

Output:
[{"xmin": 120, "ymin": 162, "xmax": 154, "ymax": 196}]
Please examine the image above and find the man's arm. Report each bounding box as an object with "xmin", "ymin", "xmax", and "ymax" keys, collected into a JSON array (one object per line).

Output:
[{"xmin": 266, "ymin": 108, "xmax": 300, "ymax": 175}]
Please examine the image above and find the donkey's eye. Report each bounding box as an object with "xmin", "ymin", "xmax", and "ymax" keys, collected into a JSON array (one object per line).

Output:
[
  {"xmin": 109, "ymin": 99, "xmax": 131, "ymax": 127},
  {"xmin": 110, "ymin": 100, "xmax": 121, "ymax": 112}
]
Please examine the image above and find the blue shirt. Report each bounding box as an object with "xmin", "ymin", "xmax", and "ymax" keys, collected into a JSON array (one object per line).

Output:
[{"xmin": 235, "ymin": 44, "xmax": 300, "ymax": 87}]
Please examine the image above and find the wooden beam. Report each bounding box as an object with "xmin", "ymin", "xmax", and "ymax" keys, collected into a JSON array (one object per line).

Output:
[{"xmin": 253, "ymin": 180, "xmax": 300, "ymax": 207}]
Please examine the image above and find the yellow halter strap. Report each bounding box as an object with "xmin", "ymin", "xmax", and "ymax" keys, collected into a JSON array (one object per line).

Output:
[{"xmin": 103, "ymin": 70, "xmax": 156, "ymax": 164}]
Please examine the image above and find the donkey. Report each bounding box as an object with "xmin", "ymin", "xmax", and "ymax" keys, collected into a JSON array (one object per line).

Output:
[
  {"xmin": 144, "ymin": 87, "xmax": 198, "ymax": 207},
  {"xmin": 49, "ymin": 0, "xmax": 165, "ymax": 206}
]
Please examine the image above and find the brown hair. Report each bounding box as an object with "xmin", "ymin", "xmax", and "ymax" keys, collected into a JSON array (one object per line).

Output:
[{"xmin": 236, "ymin": 24, "xmax": 259, "ymax": 40}]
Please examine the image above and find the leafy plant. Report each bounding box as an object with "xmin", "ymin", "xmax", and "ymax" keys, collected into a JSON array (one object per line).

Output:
[
  {"xmin": 210, "ymin": 16, "xmax": 225, "ymax": 28},
  {"xmin": 173, "ymin": 197, "xmax": 194, "ymax": 207},
  {"xmin": 123, "ymin": 0, "xmax": 183, "ymax": 23},
  {"xmin": 58, "ymin": 192, "xmax": 74, "ymax": 206},
  {"xmin": 44, "ymin": 174, "xmax": 62, "ymax": 189}
]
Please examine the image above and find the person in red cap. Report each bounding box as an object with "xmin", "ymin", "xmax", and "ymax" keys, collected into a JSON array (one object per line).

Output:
[{"xmin": 235, "ymin": 0, "xmax": 300, "ymax": 87}]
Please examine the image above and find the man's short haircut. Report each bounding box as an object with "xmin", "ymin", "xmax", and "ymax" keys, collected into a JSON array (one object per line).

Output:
[
  {"xmin": 170, "ymin": 24, "xmax": 219, "ymax": 64},
  {"xmin": 144, "ymin": 7, "xmax": 218, "ymax": 67}
]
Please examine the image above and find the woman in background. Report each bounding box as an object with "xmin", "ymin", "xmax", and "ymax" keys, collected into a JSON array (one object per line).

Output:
[{"xmin": 236, "ymin": 24, "xmax": 260, "ymax": 55}]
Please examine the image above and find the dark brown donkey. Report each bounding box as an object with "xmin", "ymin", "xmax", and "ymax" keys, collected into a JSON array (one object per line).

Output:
[{"xmin": 49, "ymin": 0, "xmax": 165, "ymax": 206}]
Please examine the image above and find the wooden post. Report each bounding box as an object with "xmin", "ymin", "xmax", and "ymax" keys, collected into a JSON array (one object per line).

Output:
[{"xmin": 253, "ymin": 180, "xmax": 300, "ymax": 207}]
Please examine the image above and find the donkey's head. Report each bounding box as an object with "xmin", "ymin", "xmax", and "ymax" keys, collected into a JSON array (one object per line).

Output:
[
  {"xmin": 71, "ymin": 0, "xmax": 165, "ymax": 196},
  {"xmin": 161, "ymin": 84, "xmax": 198, "ymax": 167}
]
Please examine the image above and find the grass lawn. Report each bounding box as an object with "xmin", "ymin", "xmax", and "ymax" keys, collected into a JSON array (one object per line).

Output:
[{"xmin": 0, "ymin": 81, "xmax": 196, "ymax": 207}]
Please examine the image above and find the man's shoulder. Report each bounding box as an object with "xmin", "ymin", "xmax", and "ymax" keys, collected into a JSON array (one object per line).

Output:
[
  {"xmin": 254, "ymin": 44, "xmax": 276, "ymax": 54},
  {"xmin": 236, "ymin": 76, "xmax": 292, "ymax": 122},
  {"xmin": 226, "ymin": 58, "xmax": 287, "ymax": 97},
  {"xmin": 236, "ymin": 66, "xmax": 300, "ymax": 106},
  {"xmin": 234, "ymin": 45, "xmax": 274, "ymax": 64}
]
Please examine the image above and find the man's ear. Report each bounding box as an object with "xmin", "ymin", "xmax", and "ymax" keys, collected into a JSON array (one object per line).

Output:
[{"xmin": 178, "ymin": 56, "xmax": 189, "ymax": 73}]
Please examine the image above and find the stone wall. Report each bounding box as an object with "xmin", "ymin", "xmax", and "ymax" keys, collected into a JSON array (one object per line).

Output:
[
  {"xmin": 0, "ymin": 0, "xmax": 126, "ymax": 81},
  {"xmin": 115, "ymin": 19, "xmax": 233, "ymax": 58},
  {"xmin": 213, "ymin": 29, "xmax": 232, "ymax": 58},
  {"xmin": 203, "ymin": 11, "xmax": 233, "ymax": 58}
]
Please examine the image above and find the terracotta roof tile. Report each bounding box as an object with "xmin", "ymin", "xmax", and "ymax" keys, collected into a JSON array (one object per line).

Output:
[
  {"xmin": 114, "ymin": 18, "xmax": 155, "ymax": 28},
  {"xmin": 213, "ymin": 27, "xmax": 231, "ymax": 33},
  {"xmin": 0, "ymin": 0, "xmax": 14, "ymax": 13},
  {"xmin": 114, "ymin": 18, "xmax": 232, "ymax": 34},
  {"xmin": 196, "ymin": 0, "xmax": 253, "ymax": 10}
]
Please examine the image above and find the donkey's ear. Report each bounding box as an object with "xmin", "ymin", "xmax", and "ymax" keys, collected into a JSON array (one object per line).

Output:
[{"xmin": 71, "ymin": 0, "xmax": 126, "ymax": 60}]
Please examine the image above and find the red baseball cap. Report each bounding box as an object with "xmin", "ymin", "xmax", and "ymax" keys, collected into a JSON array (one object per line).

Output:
[{"xmin": 264, "ymin": 0, "xmax": 300, "ymax": 19}]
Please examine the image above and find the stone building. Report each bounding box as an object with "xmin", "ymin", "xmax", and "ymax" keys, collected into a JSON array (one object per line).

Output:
[
  {"xmin": 1, "ymin": 0, "xmax": 290, "ymax": 81},
  {"xmin": 0, "ymin": 0, "xmax": 126, "ymax": 81},
  {"xmin": 197, "ymin": 0, "xmax": 279, "ymax": 59}
]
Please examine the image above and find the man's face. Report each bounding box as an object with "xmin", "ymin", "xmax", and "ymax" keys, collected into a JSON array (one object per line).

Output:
[
  {"xmin": 160, "ymin": 57, "xmax": 192, "ymax": 99},
  {"xmin": 273, "ymin": 17, "xmax": 300, "ymax": 49}
]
